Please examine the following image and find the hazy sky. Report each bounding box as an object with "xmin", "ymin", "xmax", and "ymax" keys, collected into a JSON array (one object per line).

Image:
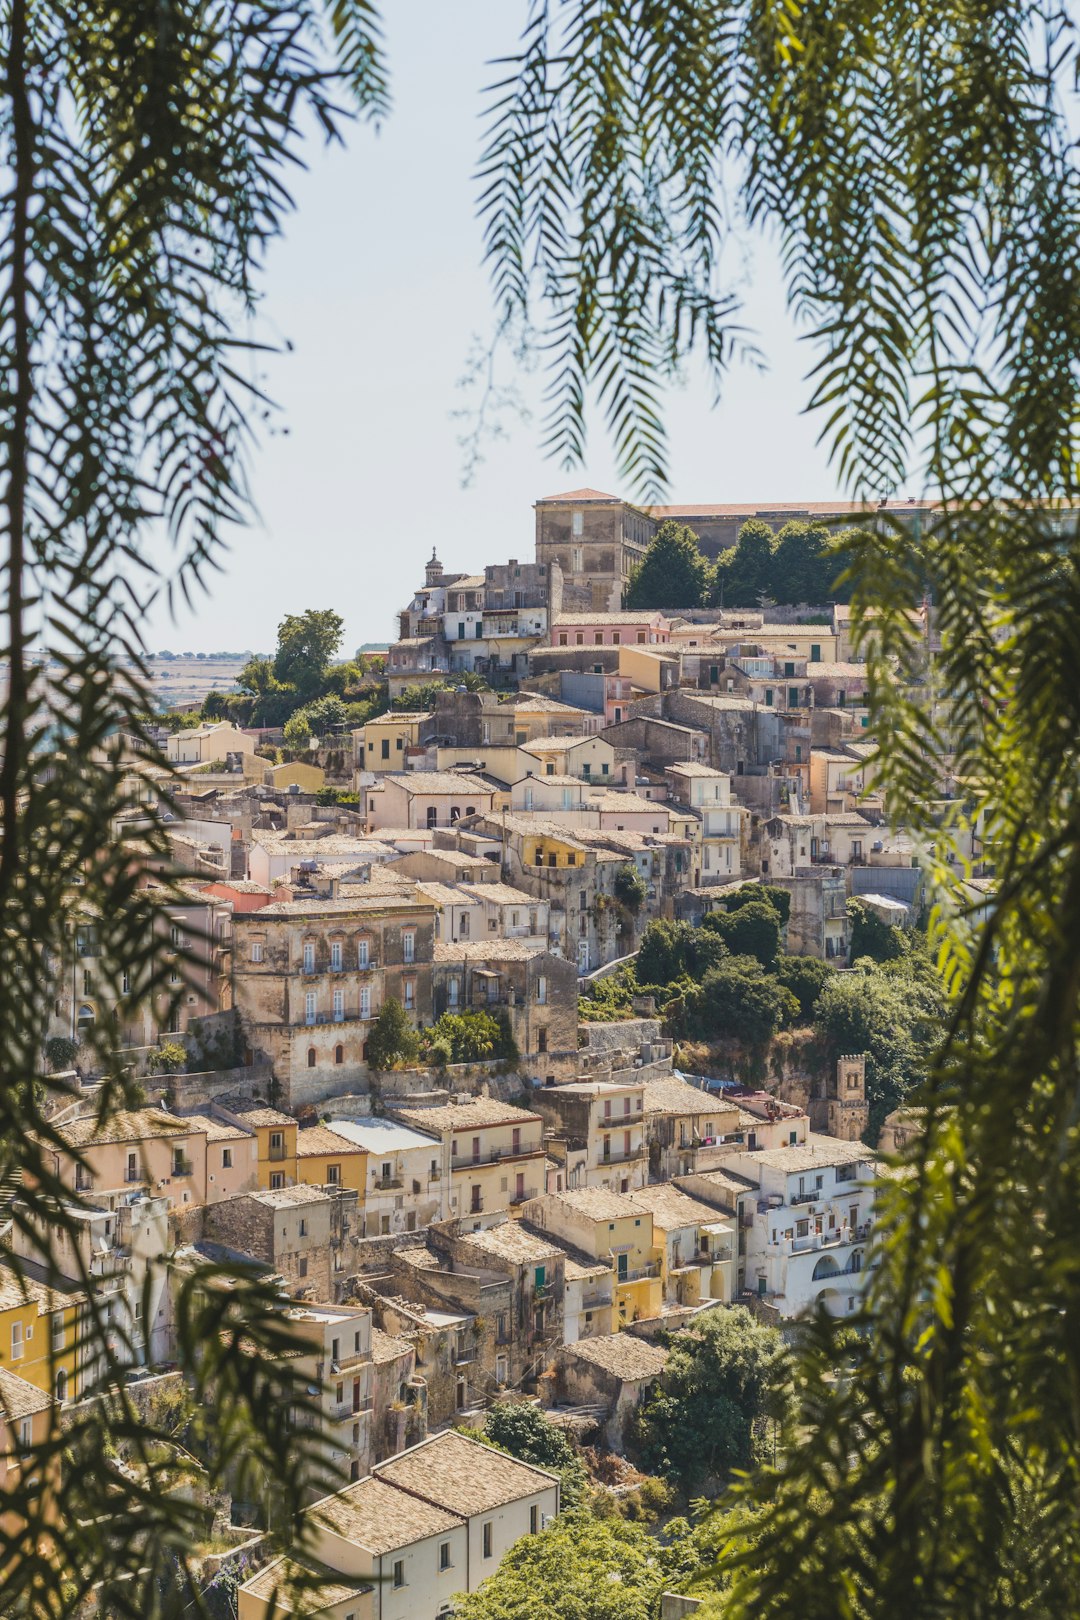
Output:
[{"xmin": 146, "ymin": 0, "xmax": 847, "ymax": 656}]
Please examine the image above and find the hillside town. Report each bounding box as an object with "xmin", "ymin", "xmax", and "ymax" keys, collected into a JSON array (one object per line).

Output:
[{"xmin": 9, "ymin": 489, "xmax": 954, "ymax": 1617}]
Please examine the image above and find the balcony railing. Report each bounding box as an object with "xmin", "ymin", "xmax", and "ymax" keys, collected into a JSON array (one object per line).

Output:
[
  {"xmin": 616, "ymin": 1260, "xmax": 660, "ymax": 1283},
  {"xmin": 455, "ymin": 1145, "xmax": 545, "ymax": 1170},
  {"xmin": 597, "ymin": 1145, "xmax": 645, "ymax": 1166},
  {"xmin": 373, "ymin": 1175, "xmax": 403, "ymax": 1191},
  {"xmin": 789, "ymin": 1188, "xmax": 823, "ymax": 1206}
]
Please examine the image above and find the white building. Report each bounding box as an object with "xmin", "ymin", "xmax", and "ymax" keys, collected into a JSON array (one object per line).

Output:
[
  {"xmin": 713, "ymin": 1136, "xmax": 877, "ymax": 1317},
  {"xmin": 327, "ymin": 1118, "xmax": 442, "ymax": 1237},
  {"xmin": 664, "ymin": 763, "xmax": 746, "ymax": 886}
]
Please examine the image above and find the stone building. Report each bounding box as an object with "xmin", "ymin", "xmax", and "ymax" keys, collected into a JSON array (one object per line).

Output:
[
  {"xmin": 390, "ymin": 1097, "xmax": 547, "ymax": 1220},
  {"xmin": 533, "ymin": 1080, "xmax": 649, "ymax": 1194},
  {"xmin": 201, "ymin": 1183, "xmax": 361, "ymax": 1299},
  {"xmin": 231, "ymin": 891, "xmax": 436, "ymax": 1107},
  {"xmin": 431, "ymin": 939, "xmax": 579, "ymax": 1083},
  {"xmin": 534, "ymin": 488, "xmax": 653, "ymax": 612},
  {"xmin": 809, "ymin": 1054, "xmax": 870, "ymax": 1142}
]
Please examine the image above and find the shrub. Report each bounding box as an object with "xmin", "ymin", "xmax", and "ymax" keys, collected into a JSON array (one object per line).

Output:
[
  {"xmin": 44, "ymin": 1036, "xmax": 79, "ymax": 1072},
  {"xmin": 773, "ymin": 953, "xmax": 833, "ymax": 1020},
  {"xmin": 366, "ymin": 998, "xmax": 421, "ymax": 1070},
  {"xmin": 613, "ymin": 863, "xmax": 647, "ymax": 913},
  {"xmin": 147, "ymin": 1041, "xmax": 188, "ymax": 1075},
  {"xmin": 702, "ymin": 899, "xmax": 782, "ymax": 966},
  {"xmin": 677, "ymin": 958, "xmax": 799, "ymax": 1044}
]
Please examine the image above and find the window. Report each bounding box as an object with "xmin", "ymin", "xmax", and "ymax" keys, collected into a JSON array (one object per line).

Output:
[
  {"xmin": 221, "ymin": 1147, "xmax": 233, "ymax": 1170},
  {"xmin": 440, "ymin": 1542, "xmax": 452, "ymax": 1571},
  {"xmin": 307, "ymin": 1046, "xmax": 317, "ymax": 1068},
  {"xmin": 448, "ymin": 976, "xmax": 460, "ymax": 1008},
  {"xmin": 403, "ymin": 931, "xmax": 415, "ymax": 963},
  {"xmin": 381, "ymin": 736, "xmax": 391, "ymax": 760},
  {"xmin": 333, "ymin": 988, "xmax": 344, "ymax": 1022},
  {"xmin": 83, "ymin": 968, "xmax": 92, "ymax": 996},
  {"xmin": 270, "ymin": 1171, "xmax": 284, "ymax": 1190},
  {"xmin": 393, "ymin": 1560, "xmax": 405, "ymax": 1588},
  {"xmin": 304, "ymin": 991, "xmax": 317, "ymax": 1026},
  {"xmin": 810, "ymin": 643, "xmax": 821, "ymax": 662},
  {"xmin": 571, "ymin": 547, "xmax": 584, "ymax": 572},
  {"xmin": 297, "ymin": 1256, "xmax": 308, "ymax": 1278},
  {"xmin": 299, "ymin": 1219, "xmax": 308, "ymax": 1238},
  {"xmin": 360, "ymin": 986, "xmax": 371, "ymax": 1020},
  {"xmin": 11, "ymin": 1321, "xmax": 23, "ymax": 1360},
  {"xmin": 18, "ymin": 1418, "xmax": 31, "ymax": 1451},
  {"xmin": 530, "ymin": 1504, "xmax": 539, "ymax": 1534},
  {"xmin": 51, "ymin": 1315, "xmax": 64, "ymax": 1353},
  {"xmin": 126, "ymin": 1151, "xmax": 138, "ymax": 1183},
  {"xmin": 765, "ymin": 687, "xmax": 774, "ymax": 706},
  {"xmin": 172, "ymin": 1147, "xmax": 187, "ymax": 1176},
  {"xmin": 482, "ymin": 1522, "xmax": 493, "ymax": 1559},
  {"xmin": 403, "ymin": 978, "xmax": 415, "ymax": 1009},
  {"xmin": 327, "ymin": 1162, "xmax": 340, "ymax": 1184},
  {"xmin": 537, "ymin": 1026, "xmax": 548, "ymax": 1054},
  {"xmin": 788, "ymin": 687, "xmax": 799, "ymax": 707},
  {"xmin": 55, "ymin": 1369, "xmax": 67, "ymax": 1403},
  {"xmin": 330, "ymin": 940, "xmax": 342, "ymax": 971},
  {"xmin": 121, "ymin": 969, "xmax": 131, "ymax": 993},
  {"xmin": 250, "ymin": 941, "xmax": 263, "ymax": 963},
  {"xmin": 303, "ymin": 941, "xmax": 315, "ymax": 974},
  {"xmin": 572, "ymin": 509, "xmax": 583, "ymax": 536},
  {"xmin": 611, "ymin": 631, "xmax": 620, "ymax": 645},
  {"xmin": 357, "ymin": 937, "xmax": 369, "ymax": 968}
]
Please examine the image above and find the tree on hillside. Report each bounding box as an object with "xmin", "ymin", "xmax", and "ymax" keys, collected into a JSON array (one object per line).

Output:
[
  {"xmin": 771, "ymin": 521, "xmax": 832, "ymax": 603},
  {"xmin": 272, "ymin": 610, "xmax": 346, "ymax": 700},
  {"xmin": 624, "ymin": 520, "xmax": 712, "ymax": 609},
  {"xmin": 676, "ymin": 958, "xmax": 799, "ymax": 1045},
  {"xmin": 366, "ymin": 998, "xmax": 421, "ymax": 1071},
  {"xmin": 723, "ymin": 884, "xmax": 792, "ymax": 925},
  {"xmin": 723, "ymin": 519, "xmax": 779, "ymax": 606},
  {"xmin": 633, "ymin": 1308, "xmax": 795, "ymax": 1489},
  {"xmin": 773, "ymin": 954, "xmax": 833, "ymax": 1021},
  {"xmin": 814, "ymin": 956, "xmax": 944, "ymax": 1137},
  {"xmin": 484, "ymin": 1402, "xmax": 576, "ymax": 1471},
  {"xmin": 703, "ymin": 899, "xmax": 783, "ymax": 967},
  {"xmin": 454, "ymin": 1511, "xmax": 667, "ymax": 1620},
  {"xmin": 847, "ymin": 897, "xmax": 906, "ymax": 962}
]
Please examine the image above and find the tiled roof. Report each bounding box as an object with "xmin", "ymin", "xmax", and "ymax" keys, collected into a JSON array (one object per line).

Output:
[
  {"xmin": 382, "ymin": 772, "xmax": 495, "ymax": 795},
  {"xmin": 249, "ymin": 1184, "xmax": 331, "ymax": 1209},
  {"xmin": 178, "ymin": 1113, "xmax": 250, "ymax": 1144},
  {"xmin": 539, "ymin": 487, "xmax": 621, "ymax": 502},
  {"xmin": 0, "ymin": 1262, "xmax": 80, "ymax": 1316},
  {"xmin": 456, "ymin": 881, "xmax": 538, "ymax": 906},
  {"xmin": 58, "ymin": 1108, "xmax": 195, "ymax": 1148},
  {"xmin": 456, "ymin": 1221, "xmax": 562, "ymax": 1266},
  {"xmin": 370, "ymin": 1326, "xmax": 413, "ymax": 1364},
  {"xmin": 553, "ymin": 612, "xmax": 666, "ymax": 626},
  {"xmin": 241, "ymin": 1556, "xmax": 372, "ymax": 1614},
  {"xmin": 251, "ymin": 894, "xmax": 432, "ymax": 918},
  {"xmin": 432, "ymin": 938, "xmax": 547, "ymax": 963},
  {"xmin": 676, "ymin": 1168, "xmax": 757, "ymax": 1200},
  {"xmin": 535, "ymin": 1186, "xmax": 641, "ymax": 1221},
  {"xmin": 296, "ymin": 1124, "xmax": 366, "ymax": 1158},
  {"xmin": 316, "ymin": 1475, "xmax": 463, "ymax": 1553},
  {"xmin": 749, "ymin": 1136, "xmax": 875, "ymax": 1173},
  {"xmin": 0, "ymin": 1365, "xmax": 54, "ymax": 1420},
  {"xmin": 392, "ymin": 1098, "xmax": 540, "ymax": 1134},
  {"xmin": 627, "ymin": 1184, "xmax": 730, "ymax": 1231},
  {"xmin": 564, "ymin": 1332, "xmax": 668, "ymax": 1381},
  {"xmin": 805, "ymin": 662, "xmax": 869, "ymax": 678},
  {"xmin": 640, "ymin": 1076, "xmax": 723, "ymax": 1119},
  {"xmin": 375, "ymin": 1429, "xmax": 558, "ymax": 1515},
  {"xmin": 649, "ymin": 500, "xmax": 891, "ymax": 518},
  {"xmin": 220, "ymin": 1103, "xmax": 295, "ymax": 1129},
  {"xmin": 511, "ymin": 695, "xmax": 589, "ymax": 714}
]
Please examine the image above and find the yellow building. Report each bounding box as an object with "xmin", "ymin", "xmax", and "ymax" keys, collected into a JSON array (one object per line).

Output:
[
  {"xmin": 521, "ymin": 1188, "xmax": 663, "ymax": 1325},
  {"xmin": 296, "ymin": 1124, "xmax": 369, "ymax": 1201},
  {"xmin": 359, "ymin": 710, "xmax": 432, "ymax": 772},
  {"xmin": 214, "ymin": 1102, "xmax": 298, "ymax": 1191},
  {"xmin": 264, "ymin": 760, "xmax": 326, "ymax": 792},
  {"xmin": 0, "ymin": 1264, "xmax": 82, "ymax": 1405}
]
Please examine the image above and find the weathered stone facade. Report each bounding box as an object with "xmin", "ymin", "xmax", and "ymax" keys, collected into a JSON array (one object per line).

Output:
[
  {"xmin": 232, "ymin": 892, "xmax": 436, "ymax": 1107},
  {"xmin": 534, "ymin": 490, "xmax": 653, "ymax": 612}
]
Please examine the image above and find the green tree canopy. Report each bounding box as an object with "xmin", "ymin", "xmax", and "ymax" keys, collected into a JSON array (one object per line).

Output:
[
  {"xmin": 723, "ymin": 519, "xmax": 779, "ymax": 606},
  {"xmin": 624, "ymin": 520, "xmax": 712, "ymax": 609},
  {"xmin": 677, "ymin": 958, "xmax": 799, "ymax": 1044},
  {"xmin": 483, "ymin": 1402, "xmax": 576, "ymax": 1471},
  {"xmin": 634, "ymin": 1307, "xmax": 795, "ymax": 1489},
  {"xmin": 454, "ymin": 1511, "xmax": 667, "ymax": 1620},
  {"xmin": 773, "ymin": 953, "xmax": 833, "ymax": 1021},
  {"xmin": 703, "ymin": 899, "xmax": 783, "ymax": 967},
  {"xmin": 272, "ymin": 610, "xmax": 346, "ymax": 699},
  {"xmin": 366, "ymin": 998, "xmax": 421, "ymax": 1071}
]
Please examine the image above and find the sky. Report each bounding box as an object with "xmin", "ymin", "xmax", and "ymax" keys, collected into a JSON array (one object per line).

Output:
[{"xmin": 145, "ymin": 0, "xmax": 845, "ymax": 657}]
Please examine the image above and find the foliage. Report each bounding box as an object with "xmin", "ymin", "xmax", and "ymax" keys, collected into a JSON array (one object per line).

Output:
[
  {"xmin": 772, "ymin": 954, "xmax": 833, "ymax": 1021},
  {"xmin": 722, "ymin": 883, "xmax": 791, "ymax": 926},
  {"xmin": 613, "ymin": 862, "xmax": 647, "ymax": 914},
  {"xmin": 147, "ymin": 1041, "xmax": 188, "ymax": 1076},
  {"xmin": 44, "ymin": 1035, "xmax": 78, "ymax": 1072},
  {"xmin": 392, "ymin": 672, "xmax": 489, "ymax": 711},
  {"xmin": 578, "ymin": 965, "xmax": 639, "ymax": 1022},
  {"xmin": 847, "ymin": 897, "xmax": 906, "ymax": 963},
  {"xmin": 624, "ymin": 520, "xmax": 713, "ymax": 609},
  {"xmin": 721, "ymin": 519, "xmax": 778, "ymax": 607},
  {"xmin": 366, "ymin": 997, "xmax": 421, "ymax": 1071},
  {"xmin": 453, "ymin": 1509, "xmax": 667, "ymax": 1620},
  {"xmin": 813, "ymin": 952, "xmax": 945, "ymax": 1139},
  {"xmin": 633, "ymin": 1307, "xmax": 795, "ymax": 1490},
  {"xmin": 420, "ymin": 1010, "xmax": 511, "ymax": 1065},
  {"xmin": 272, "ymin": 610, "xmax": 345, "ymax": 700},
  {"xmin": 283, "ymin": 695, "xmax": 347, "ymax": 751},
  {"xmin": 484, "ymin": 1402, "xmax": 576, "ymax": 1471},
  {"xmin": 675, "ymin": 959, "xmax": 799, "ymax": 1046},
  {"xmin": 703, "ymin": 900, "xmax": 782, "ymax": 967},
  {"xmin": 635, "ymin": 919, "xmax": 727, "ymax": 987}
]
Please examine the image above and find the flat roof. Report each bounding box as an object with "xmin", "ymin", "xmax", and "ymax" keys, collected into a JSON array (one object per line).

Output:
[{"xmin": 328, "ymin": 1117, "xmax": 439, "ymax": 1153}]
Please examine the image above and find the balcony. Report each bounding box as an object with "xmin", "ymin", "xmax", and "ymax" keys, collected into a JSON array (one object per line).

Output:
[
  {"xmin": 171, "ymin": 1159, "xmax": 194, "ymax": 1179},
  {"xmin": 616, "ymin": 1260, "xmax": 660, "ymax": 1283},
  {"xmin": 268, "ymin": 1144, "xmax": 288, "ymax": 1163},
  {"xmin": 373, "ymin": 1175, "xmax": 403, "ymax": 1191},
  {"xmin": 456, "ymin": 1145, "xmax": 545, "ymax": 1170},
  {"xmin": 597, "ymin": 1145, "xmax": 645, "ymax": 1167},
  {"xmin": 789, "ymin": 1188, "xmax": 824, "ymax": 1206},
  {"xmin": 784, "ymin": 1223, "xmax": 872, "ymax": 1256}
]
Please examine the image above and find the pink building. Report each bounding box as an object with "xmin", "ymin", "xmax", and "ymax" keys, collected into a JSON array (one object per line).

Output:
[{"xmin": 551, "ymin": 611, "xmax": 670, "ymax": 648}]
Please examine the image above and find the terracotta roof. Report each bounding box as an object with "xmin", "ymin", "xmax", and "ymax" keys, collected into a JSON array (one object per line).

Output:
[
  {"xmin": 805, "ymin": 662, "xmax": 870, "ymax": 679},
  {"xmin": 553, "ymin": 612, "xmax": 667, "ymax": 626},
  {"xmin": 178, "ymin": 1113, "xmax": 250, "ymax": 1144},
  {"xmin": 649, "ymin": 500, "xmax": 898, "ymax": 518},
  {"xmin": 252, "ymin": 894, "xmax": 432, "ymax": 918},
  {"xmin": 376, "ymin": 1429, "xmax": 558, "ymax": 1515},
  {"xmin": 432, "ymin": 938, "xmax": 548, "ymax": 963},
  {"xmin": 241, "ymin": 1556, "xmax": 372, "ymax": 1615},
  {"xmin": 534, "ymin": 1186, "xmax": 642, "ymax": 1221},
  {"xmin": 511, "ymin": 695, "xmax": 590, "ymax": 714},
  {"xmin": 370, "ymin": 1326, "xmax": 413, "ymax": 1364},
  {"xmin": 316, "ymin": 1475, "xmax": 463, "ymax": 1553},
  {"xmin": 627, "ymin": 1184, "xmax": 732, "ymax": 1232},
  {"xmin": 220, "ymin": 1103, "xmax": 294, "ymax": 1129},
  {"xmin": 676, "ymin": 1168, "xmax": 758, "ymax": 1201},
  {"xmin": 539, "ymin": 487, "xmax": 621, "ymax": 503},
  {"xmin": 640, "ymin": 1076, "xmax": 725, "ymax": 1119},
  {"xmin": 748, "ymin": 1136, "xmax": 876, "ymax": 1173},
  {"xmin": 456, "ymin": 1221, "xmax": 562, "ymax": 1266},
  {"xmin": 392, "ymin": 1098, "xmax": 540, "ymax": 1134},
  {"xmin": 57, "ymin": 1108, "xmax": 196, "ymax": 1149},
  {"xmin": 382, "ymin": 772, "xmax": 495, "ymax": 795},
  {"xmin": 455, "ymin": 881, "xmax": 538, "ymax": 906},
  {"xmin": 296, "ymin": 1124, "xmax": 366, "ymax": 1158},
  {"xmin": 0, "ymin": 1262, "xmax": 80, "ymax": 1317},
  {"xmin": 0, "ymin": 1365, "xmax": 54, "ymax": 1420},
  {"xmin": 249, "ymin": 1184, "xmax": 331, "ymax": 1209},
  {"xmin": 563, "ymin": 1332, "xmax": 668, "ymax": 1381}
]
